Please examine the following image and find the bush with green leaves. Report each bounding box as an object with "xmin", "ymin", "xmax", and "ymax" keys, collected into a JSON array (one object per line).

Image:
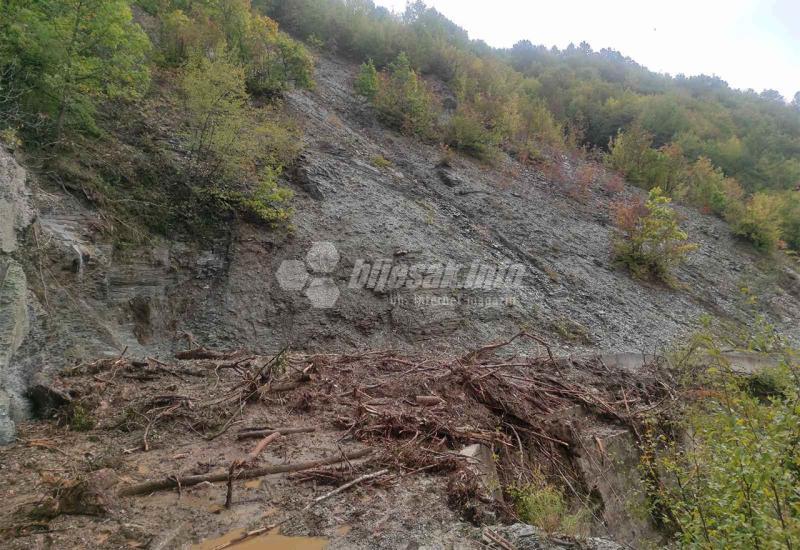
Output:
[
  {"xmin": 613, "ymin": 187, "xmax": 697, "ymax": 282},
  {"xmin": 444, "ymin": 108, "xmax": 500, "ymax": 161},
  {"xmin": 678, "ymin": 156, "xmax": 740, "ymax": 216},
  {"xmin": 149, "ymin": 2, "xmax": 313, "ymax": 95},
  {"xmin": 606, "ymin": 125, "xmax": 658, "ymax": 185},
  {"xmin": 374, "ymin": 52, "xmax": 438, "ymax": 138},
  {"xmin": 509, "ymin": 471, "xmax": 590, "ymax": 538},
  {"xmin": 181, "ymin": 50, "xmax": 296, "ymax": 225},
  {"xmin": 730, "ymin": 192, "xmax": 784, "ymax": 251},
  {"xmin": 779, "ymin": 191, "xmax": 800, "ymax": 251},
  {"xmin": 201, "ymin": 167, "xmax": 294, "ymax": 227},
  {"xmin": 241, "ymin": 14, "xmax": 314, "ymax": 96},
  {"xmin": 643, "ymin": 326, "xmax": 800, "ymax": 548},
  {"xmin": 0, "ymin": 0, "xmax": 151, "ymax": 138},
  {"xmin": 354, "ymin": 58, "xmax": 379, "ymax": 99}
]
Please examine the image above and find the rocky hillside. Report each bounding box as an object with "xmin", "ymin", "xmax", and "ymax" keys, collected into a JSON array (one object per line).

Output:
[{"xmin": 2, "ymin": 54, "xmax": 800, "ymax": 443}]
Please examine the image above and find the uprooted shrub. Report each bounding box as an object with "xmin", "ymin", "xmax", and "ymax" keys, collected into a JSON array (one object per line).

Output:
[{"xmin": 612, "ymin": 187, "xmax": 697, "ymax": 282}]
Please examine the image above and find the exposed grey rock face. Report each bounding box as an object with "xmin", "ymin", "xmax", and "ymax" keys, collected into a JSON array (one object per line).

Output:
[
  {"xmin": 183, "ymin": 55, "xmax": 800, "ymax": 355},
  {"xmin": 0, "ymin": 145, "xmax": 33, "ymax": 442},
  {"xmin": 459, "ymin": 443, "xmax": 503, "ymax": 502},
  {"xmin": 0, "ymin": 144, "xmax": 32, "ymax": 254}
]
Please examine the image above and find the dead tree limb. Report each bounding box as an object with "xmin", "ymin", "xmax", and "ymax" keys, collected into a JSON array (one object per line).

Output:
[
  {"xmin": 119, "ymin": 448, "xmax": 372, "ymax": 496},
  {"xmin": 235, "ymin": 427, "xmax": 316, "ymax": 440},
  {"xmin": 248, "ymin": 432, "xmax": 281, "ymax": 461}
]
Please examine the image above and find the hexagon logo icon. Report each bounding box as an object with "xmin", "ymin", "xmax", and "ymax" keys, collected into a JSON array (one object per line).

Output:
[{"xmin": 276, "ymin": 242, "xmax": 341, "ymax": 308}]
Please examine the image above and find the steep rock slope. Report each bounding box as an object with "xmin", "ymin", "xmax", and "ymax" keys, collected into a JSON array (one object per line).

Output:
[
  {"xmin": 187, "ymin": 55, "xmax": 800, "ymax": 353},
  {"xmin": 2, "ymin": 55, "xmax": 800, "ymax": 438}
]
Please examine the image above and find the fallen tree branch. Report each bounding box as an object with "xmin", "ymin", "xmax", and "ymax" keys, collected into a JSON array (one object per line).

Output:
[
  {"xmin": 415, "ymin": 395, "xmax": 444, "ymax": 407},
  {"xmin": 225, "ymin": 432, "xmax": 282, "ymax": 508},
  {"xmin": 300, "ymin": 468, "xmax": 389, "ymax": 511},
  {"xmin": 248, "ymin": 432, "xmax": 281, "ymax": 461},
  {"xmin": 235, "ymin": 426, "xmax": 316, "ymax": 440},
  {"xmin": 119, "ymin": 448, "xmax": 372, "ymax": 496},
  {"xmin": 174, "ymin": 348, "xmax": 242, "ymax": 361}
]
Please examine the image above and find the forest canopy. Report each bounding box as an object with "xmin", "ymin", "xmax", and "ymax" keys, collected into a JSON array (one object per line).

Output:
[
  {"xmin": 262, "ymin": 0, "xmax": 800, "ymax": 193},
  {"xmin": 1, "ymin": 0, "xmax": 799, "ymax": 249},
  {"xmin": 258, "ymin": 0, "xmax": 800, "ymax": 249}
]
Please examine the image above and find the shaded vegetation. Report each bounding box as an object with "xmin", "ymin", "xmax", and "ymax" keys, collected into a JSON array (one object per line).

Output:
[
  {"xmin": 644, "ymin": 320, "xmax": 800, "ymax": 547},
  {"xmin": 0, "ymin": 0, "xmax": 313, "ymax": 241}
]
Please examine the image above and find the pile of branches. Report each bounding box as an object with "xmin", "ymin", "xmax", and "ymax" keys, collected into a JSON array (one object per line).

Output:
[
  {"xmin": 55, "ymin": 345, "xmax": 320, "ymax": 450},
  {"xmin": 47, "ymin": 333, "xmax": 675, "ymax": 510}
]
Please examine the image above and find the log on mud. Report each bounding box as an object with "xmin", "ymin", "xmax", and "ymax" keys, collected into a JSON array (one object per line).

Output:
[
  {"xmin": 119, "ymin": 448, "xmax": 372, "ymax": 496},
  {"xmin": 236, "ymin": 426, "xmax": 316, "ymax": 440}
]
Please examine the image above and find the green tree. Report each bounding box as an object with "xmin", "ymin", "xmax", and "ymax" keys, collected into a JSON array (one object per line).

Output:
[
  {"xmin": 181, "ymin": 50, "xmax": 251, "ymax": 180},
  {"xmin": 613, "ymin": 187, "xmax": 697, "ymax": 281},
  {"xmin": 444, "ymin": 107, "xmax": 499, "ymax": 161},
  {"xmin": 354, "ymin": 58, "xmax": 378, "ymax": 99},
  {"xmin": 679, "ymin": 156, "xmax": 731, "ymax": 216},
  {"xmin": 515, "ymin": 91, "xmax": 565, "ymax": 151},
  {"xmin": 606, "ymin": 124, "xmax": 656, "ymax": 184},
  {"xmin": 374, "ymin": 52, "xmax": 437, "ymax": 137},
  {"xmin": 730, "ymin": 192, "xmax": 783, "ymax": 251},
  {"xmin": 180, "ymin": 49, "xmax": 295, "ymax": 225},
  {"xmin": 157, "ymin": 8, "xmax": 222, "ymax": 66},
  {"xmin": 779, "ymin": 190, "xmax": 800, "ymax": 251},
  {"xmin": 241, "ymin": 13, "xmax": 314, "ymax": 96},
  {"xmin": 645, "ymin": 328, "xmax": 800, "ymax": 548},
  {"xmin": 1, "ymin": 0, "xmax": 151, "ymax": 137}
]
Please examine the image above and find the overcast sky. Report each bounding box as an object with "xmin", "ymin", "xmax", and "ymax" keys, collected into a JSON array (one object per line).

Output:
[{"xmin": 374, "ymin": 0, "xmax": 800, "ymax": 101}]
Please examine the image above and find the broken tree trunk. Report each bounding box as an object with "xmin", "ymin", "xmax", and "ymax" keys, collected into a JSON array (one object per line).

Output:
[{"xmin": 119, "ymin": 448, "xmax": 372, "ymax": 496}]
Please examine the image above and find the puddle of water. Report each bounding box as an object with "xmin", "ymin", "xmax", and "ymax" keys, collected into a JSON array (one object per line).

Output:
[{"xmin": 192, "ymin": 529, "xmax": 328, "ymax": 550}]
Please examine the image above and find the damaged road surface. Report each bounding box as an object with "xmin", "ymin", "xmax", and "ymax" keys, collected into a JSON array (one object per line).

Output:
[{"xmin": 0, "ymin": 334, "xmax": 669, "ymax": 549}]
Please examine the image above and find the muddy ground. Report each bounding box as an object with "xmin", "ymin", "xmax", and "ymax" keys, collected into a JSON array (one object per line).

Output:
[{"xmin": 0, "ymin": 338, "xmax": 668, "ymax": 549}]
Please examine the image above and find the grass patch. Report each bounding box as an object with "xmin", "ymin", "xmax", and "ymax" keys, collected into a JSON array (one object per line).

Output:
[{"xmin": 509, "ymin": 472, "xmax": 590, "ymax": 538}]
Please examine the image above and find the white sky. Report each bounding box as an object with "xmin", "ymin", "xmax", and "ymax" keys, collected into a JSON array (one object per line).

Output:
[{"xmin": 374, "ymin": 0, "xmax": 800, "ymax": 101}]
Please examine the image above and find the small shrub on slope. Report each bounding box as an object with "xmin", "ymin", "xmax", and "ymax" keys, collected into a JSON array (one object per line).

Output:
[
  {"xmin": 444, "ymin": 107, "xmax": 500, "ymax": 161},
  {"xmin": 729, "ymin": 192, "xmax": 784, "ymax": 251},
  {"xmin": 354, "ymin": 59, "xmax": 379, "ymax": 99},
  {"xmin": 509, "ymin": 469, "xmax": 590, "ymax": 538},
  {"xmin": 374, "ymin": 52, "xmax": 438, "ymax": 138},
  {"xmin": 613, "ymin": 187, "xmax": 697, "ymax": 282}
]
